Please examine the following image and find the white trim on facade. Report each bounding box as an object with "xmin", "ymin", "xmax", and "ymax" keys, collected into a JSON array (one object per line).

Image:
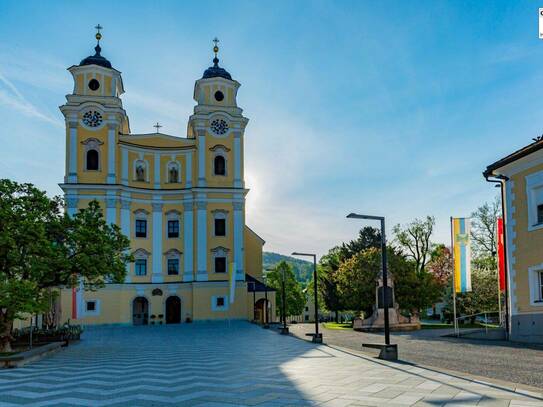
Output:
[
  {"xmin": 526, "ymin": 170, "xmax": 543, "ymax": 232},
  {"xmin": 528, "ymin": 263, "xmax": 543, "ymax": 306}
]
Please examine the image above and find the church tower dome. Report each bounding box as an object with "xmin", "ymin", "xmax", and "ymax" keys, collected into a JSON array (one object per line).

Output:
[
  {"xmin": 202, "ymin": 38, "xmax": 232, "ymax": 80},
  {"xmin": 79, "ymin": 25, "xmax": 113, "ymax": 69}
]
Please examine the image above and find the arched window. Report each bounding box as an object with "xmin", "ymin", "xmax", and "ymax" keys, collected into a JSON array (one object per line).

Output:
[
  {"xmin": 214, "ymin": 155, "xmax": 226, "ymax": 176},
  {"xmin": 86, "ymin": 149, "xmax": 99, "ymax": 170}
]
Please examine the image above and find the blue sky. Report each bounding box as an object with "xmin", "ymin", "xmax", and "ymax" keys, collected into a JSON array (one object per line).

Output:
[{"xmin": 1, "ymin": 1, "xmax": 542, "ymax": 257}]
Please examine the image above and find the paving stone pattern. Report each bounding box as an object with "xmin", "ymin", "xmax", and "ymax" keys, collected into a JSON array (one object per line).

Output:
[{"xmin": 0, "ymin": 322, "xmax": 541, "ymax": 406}]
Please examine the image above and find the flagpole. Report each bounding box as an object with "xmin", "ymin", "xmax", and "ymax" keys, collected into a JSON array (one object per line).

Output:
[{"xmin": 450, "ymin": 217, "xmax": 458, "ymax": 337}]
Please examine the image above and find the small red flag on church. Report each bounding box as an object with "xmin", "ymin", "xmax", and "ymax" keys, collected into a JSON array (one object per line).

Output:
[{"xmin": 497, "ymin": 217, "xmax": 506, "ymax": 292}]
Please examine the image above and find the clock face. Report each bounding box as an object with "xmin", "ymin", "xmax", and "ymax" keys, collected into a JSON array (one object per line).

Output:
[
  {"xmin": 82, "ymin": 110, "xmax": 103, "ymax": 128},
  {"xmin": 210, "ymin": 119, "xmax": 228, "ymax": 135}
]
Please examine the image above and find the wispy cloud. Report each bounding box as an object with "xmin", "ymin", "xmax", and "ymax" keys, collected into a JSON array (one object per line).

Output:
[{"xmin": 0, "ymin": 70, "xmax": 63, "ymax": 127}]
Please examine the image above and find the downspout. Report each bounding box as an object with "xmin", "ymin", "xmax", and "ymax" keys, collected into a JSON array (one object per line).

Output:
[{"xmin": 484, "ymin": 173, "xmax": 510, "ymax": 340}]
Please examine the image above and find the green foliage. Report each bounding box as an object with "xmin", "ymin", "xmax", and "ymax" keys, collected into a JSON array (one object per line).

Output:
[
  {"xmin": 393, "ymin": 216, "xmax": 435, "ymax": 274},
  {"xmin": 266, "ymin": 261, "xmax": 306, "ymax": 318},
  {"xmin": 338, "ymin": 227, "xmax": 381, "ymax": 261},
  {"xmin": 263, "ymin": 252, "xmax": 313, "ymax": 285},
  {"xmin": 0, "ymin": 179, "xmax": 132, "ymax": 351},
  {"xmin": 335, "ymin": 248, "xmax": 381, "ymax": 316}
]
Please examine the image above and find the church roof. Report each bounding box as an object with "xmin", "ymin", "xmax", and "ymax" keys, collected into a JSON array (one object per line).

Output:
[
  {"xmin": 80, "ymin": 44, "xmax": 112, "ymax": 69},
  {"xmin": 202, "ymin": 57, "xmax": 232, "ymax": 80}
]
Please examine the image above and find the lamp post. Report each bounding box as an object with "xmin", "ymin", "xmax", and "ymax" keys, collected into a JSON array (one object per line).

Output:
[
  {"xmin": 291, "ymin": 252, "xmax": 322, "ymax": 343},
  {"xmin": 262, "ymin": 272, "xmax": 270, "ymax": 329},
  {"xmin": 347, "ymin": 213, "xmax": 391, "ymax": 346},
  {"xmin": 279, "ymin": 265, "xmax": 289, "ymax": 335}
]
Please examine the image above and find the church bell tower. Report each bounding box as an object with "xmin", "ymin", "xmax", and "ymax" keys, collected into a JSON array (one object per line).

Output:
[{"xmin": 60, "ymin": 25, "xmax": 129, "ymax": 187}]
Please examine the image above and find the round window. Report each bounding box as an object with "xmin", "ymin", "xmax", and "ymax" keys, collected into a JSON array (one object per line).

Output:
[
  {"xmin": 88, "ymin": 79, "xmax": 100, "ymax": 91},
  {"xmin": 214, "ymin": 90, "xmax": 224, "ymax": 102}
]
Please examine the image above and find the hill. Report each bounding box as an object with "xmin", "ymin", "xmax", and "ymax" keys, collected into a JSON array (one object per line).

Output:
[{"xmin": 263, "ymin": 252, "xmax": 313, "ymax": 285}]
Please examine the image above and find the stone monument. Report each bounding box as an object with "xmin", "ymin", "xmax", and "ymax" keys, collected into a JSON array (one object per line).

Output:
[{"xmin": 353, "ymin": 273, "xmax": 420, "ymax": 332}]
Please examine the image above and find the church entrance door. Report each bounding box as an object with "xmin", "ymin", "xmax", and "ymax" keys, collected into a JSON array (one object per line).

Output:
[
  {"xmin": 165, "ymin": 296, "xmax": 181, "ymax": 324},
  {"xmin": 133, "ymin": 297, "xmax": 149, "ymax": 325}
]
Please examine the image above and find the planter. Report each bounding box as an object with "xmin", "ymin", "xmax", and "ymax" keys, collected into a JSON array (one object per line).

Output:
[{"xmin": 0, "ymin": 342, "xmax": 64, "ymax": 368}]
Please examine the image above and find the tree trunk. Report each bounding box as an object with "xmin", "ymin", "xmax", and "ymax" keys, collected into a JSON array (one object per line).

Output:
[
  {"xmin": 0, "ymin": 315, "xmax": 13, "ymax": 353},
  {"xmin": 335, "ymin": 310, "xmax": 339, "ymax": 323}
]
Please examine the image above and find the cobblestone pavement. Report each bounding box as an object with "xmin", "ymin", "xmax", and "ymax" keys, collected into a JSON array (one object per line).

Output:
[
  {"xmin": 288, "ymin": 323, "xmax": 543, "ymax": 389},
  {"xmin": 0, "ymin": 322, "xmax": 542, "ymax": 406}
]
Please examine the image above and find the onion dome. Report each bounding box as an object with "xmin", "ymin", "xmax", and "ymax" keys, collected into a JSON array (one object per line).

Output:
[
  {"xmin": 79, "ymin": 24, "xmax": 112, "ymax": 69},
  {"xmin": 202, "ymin": 37, "xmax": 232, "ymax": 80}
]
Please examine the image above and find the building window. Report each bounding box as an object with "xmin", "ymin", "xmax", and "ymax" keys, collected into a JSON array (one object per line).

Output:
[
  {"xmin": 86, "ymin": 150, "xmax": 99, "ymax": 170},
  {"xmin": 215, "ymin": 257, "xmax": 226, "ymax": 273},
  {"xmin": 167, "ymin": 258, "xmax": 179, "ymax": 275},
  {"xmin": 135, "ymin": 259, "xmax": 147, "ymax": 276},
  {"xmin": 215, "ymin": 218, "xmax": 226, "ymax": 236},
  {"xmin": 214, "ymin": 155, "xmax": 226, "ymax": 176},
  {"xmin": 168, "ymin": 220, "xmax": 179, "ymax": 238},
  {"xmin": 216, "ymin": 297, "xmax": 225, "ymax": 307},
  {"xmin": 526, "ymin": 171, "xmax": 543, "ymax": 231},
  {"xmin": 136, "ymin": 219, "xmax": 147, "ymax": 238},
  {"xmin": 86, "ymin": 301, "xmax": 96, "ymax": 312},
  {"xmin": 304, "ymin": 315, "xmax": 309, "ymax": 321}
]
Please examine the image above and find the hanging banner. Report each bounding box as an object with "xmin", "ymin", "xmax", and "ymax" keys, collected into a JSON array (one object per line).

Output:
[
  {"xmin": 452, "ymin": 218, "xmax": 472, "ymax": 293},
  {"xmin": 497, "ymin": 217, "xmax": 506, "ymax": 292}
]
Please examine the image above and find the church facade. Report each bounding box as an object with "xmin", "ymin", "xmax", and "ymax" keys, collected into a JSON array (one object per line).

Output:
[{"xmin": 58, "ymin": 30, "xmax": 274, "ymax": 326}]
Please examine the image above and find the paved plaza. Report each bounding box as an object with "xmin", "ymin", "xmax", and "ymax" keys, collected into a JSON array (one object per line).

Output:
[
  {"xmin": 0, "ymin": 322, "xmax": 542, "ymax": 406},
  {"xmin": 288, "ymin": 324, "xmax": 543, "ymax": 388}
]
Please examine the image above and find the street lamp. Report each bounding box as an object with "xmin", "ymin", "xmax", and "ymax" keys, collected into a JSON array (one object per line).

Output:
[
  {"xmin": 262, "ymin": 271, "xmax": 270, "ymax": 329},
  {"xmin": 346, "ymin": 213, "xmax": 391, "ymax": 346},
  {"xmin": 291, "ymin": 252, "xmax": 322, "ymax": 343}
]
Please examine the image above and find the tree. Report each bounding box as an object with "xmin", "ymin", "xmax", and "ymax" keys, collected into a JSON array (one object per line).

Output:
[
  {"xmin": 338, "ymin": 226, "xmax": 381, "ymax": 261},
  {"xmin": 471, "ymin": 196, "xmax": 500, "ymax": 264},
  {"xmin": 317, "ymin": 247, "xmax": 344, "ymax": 322},
  {"xmin": 266, "ymin": 261, "xmax": 305, "ymax": 320},
  {"xmin": 335, "ymin": 248, "xmax": 381, "ymax": 316},
  {"xmin": 393, "ymin": 216, "xmax": 435, "ymax": 274},
  {"xmin": 427, "ymin": 244, "xmax": 452, "ymax": 286},
  {"xmin": 0, "ymin": 180, "xmax": 132, "ymax": 352}
]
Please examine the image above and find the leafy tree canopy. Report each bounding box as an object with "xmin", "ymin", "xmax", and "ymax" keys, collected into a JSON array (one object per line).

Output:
[
  {"xmin": 265, "ymin": 261, "xmax": 306, "ymax": 319},
  {"xmin": 0, "ymin": 180, "xmax": 132, "ymax": 352}
]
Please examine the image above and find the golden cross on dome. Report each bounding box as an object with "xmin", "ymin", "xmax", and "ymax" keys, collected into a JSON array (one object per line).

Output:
[
  {"xmin": 213, "ymin": 37, "xmax": 220, "ymax": 57},
  {"xmin": 95, "ymin": 24, "xmax": 103, "ymax": 42},
  {"xmin": 154, "ymin": 122, "xmax": 162, "ymax": 133}
]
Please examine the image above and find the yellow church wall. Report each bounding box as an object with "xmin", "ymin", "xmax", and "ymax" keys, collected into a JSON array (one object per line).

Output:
[
  {"xmin": 76, "ymin": 126, "xmax": 108, "ymax": 184},
  {"xmin": 206, "ymin": 202, "xmax": 234, "ymax": 280},
  {"xmin": 205, "ymin": 136, "xmax": 235, "ymax": 187},
  {"xmin": 510, "ymin": 162, "xmax": 543, "ymax": 314},
  {"xmin": 104, "ymin": 75, "xmax": 112, "ymax": 96},
  {"xmin": 245, "ymin": 228, "xmax": 264, "ymax": 280},
  {"xmin": 192, "ymin": 282, "xmax": 248, "ymax": 320},
  {"xmin": 159, "ymin": 154, "xmax": 187, "ymax": 189}
]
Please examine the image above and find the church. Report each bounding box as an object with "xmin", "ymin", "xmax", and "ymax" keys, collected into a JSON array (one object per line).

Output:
[{"xmin": 58, "ymin": 27, "xmax": 274, "ymax": 326}]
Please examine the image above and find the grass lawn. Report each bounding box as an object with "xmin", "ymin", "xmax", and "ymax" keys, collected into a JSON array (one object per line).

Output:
[{"xmin": 322, "ymin": 322, "xmax": 353, "ymax": 330}]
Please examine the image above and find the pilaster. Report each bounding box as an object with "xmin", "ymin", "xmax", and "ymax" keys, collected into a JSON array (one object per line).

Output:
[
  {"xmin": 105, "ymin": 192, "xmax": 117, "ymax": 224},
  {"xmin": 183, "ymin": 199, "xmax": 194, "ymax": 282},
  {"xmin": 120, "ymin": 195, "xmax": 131, "ymax": 283},
  {"xmin": 233, "ymin": 131, "xmax": 242, "ymax": 188},
  {"xmin": 196, "ymin": 196, "xmax": 208, "ymax": 281},
  {"xmin": 197, "ymin": 130, "xmax": 206, "ymax": 187},
  {"xmin": 152, "ymin": 199, "xmax": 163, "ymax": 283},
  {"xmin": 67, "ymin": 119, "xmax": 78, "ymax": 183},
  {"xmin": 106, "ymin": 122, "xmax": 117, "ymax": 184},
  {"xmin": 233, "ymin": 199, "xmax": 244, "ymax": 281},
  {"xmin": 121, "ymin": 147, "xmax": 128, "ymax": 185}
]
